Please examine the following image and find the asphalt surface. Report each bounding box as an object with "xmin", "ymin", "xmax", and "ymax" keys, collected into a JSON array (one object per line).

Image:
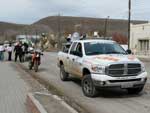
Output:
[
  {"xmin": 0, "ymin": 62, "xmax": 29, "ymax": 113},
  {"xmin": 24, "ymin": 52, "xmax": 150, "ymax": 113}
]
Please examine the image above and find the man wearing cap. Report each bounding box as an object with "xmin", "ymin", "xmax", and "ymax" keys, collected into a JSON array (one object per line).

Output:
[{"xmin": 14, "ymin": 42, "xmax": 23, "ymax": 62}]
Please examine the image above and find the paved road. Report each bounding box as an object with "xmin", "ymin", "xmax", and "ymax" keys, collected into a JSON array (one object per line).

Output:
[
  {"xmin": 24, "ymin": 52, "xmax": 150, "ymax": 113},
  {"xmin": 0, "ymin": 62, "xmax": 29, "ymax": 113}
]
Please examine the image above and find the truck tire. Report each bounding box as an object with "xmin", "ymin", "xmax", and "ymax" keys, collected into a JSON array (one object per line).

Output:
[
  {"xmin": 60, "ymin": 65, "xmax": 68, "ymax": 81},
  {"xmin": 127, "ymin": 86, "xmax": 144, "ymax": 94},
  {"xmin": 82, "ymin": 75, "xmax": 98, "ymax": 97}
]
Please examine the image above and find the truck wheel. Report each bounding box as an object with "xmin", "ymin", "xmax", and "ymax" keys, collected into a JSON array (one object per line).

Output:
[
  {"xmin": 60, "ymin": 65, "xmax": 68, "ymax": 81},
  {"xmin": 127, "ymin": 86, "xmax": 144, "ymax": 94},
  {"xmin": 82, "ymin": 75, "xmax": 98, "ymax": 97}
]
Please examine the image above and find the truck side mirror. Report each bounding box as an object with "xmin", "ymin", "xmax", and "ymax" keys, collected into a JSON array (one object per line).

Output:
[
  {"xmin": 77, "ymin": 52, "xmax": 83, "ymax": 57},
  {"xmin": 73, "ymin": 51, "xmax": 83, "ymax": 57},
  {"xmin": 126, "ymin": 49, "xmax": 132, "ymax": 54}
]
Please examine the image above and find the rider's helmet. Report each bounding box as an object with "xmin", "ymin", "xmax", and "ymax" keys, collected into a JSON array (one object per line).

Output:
[{"xmin": 34, "ymin": 49, "xmax": 41, "ymax": 54}]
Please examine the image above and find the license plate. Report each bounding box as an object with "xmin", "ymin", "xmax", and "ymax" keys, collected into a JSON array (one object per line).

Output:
[
  {"xmin": 117, "ymin": 76, "xmax": 137, "ymax": 80},
  {"xmin": 121, "ymin": 83, "xmax": 133, "ymax": 88}
]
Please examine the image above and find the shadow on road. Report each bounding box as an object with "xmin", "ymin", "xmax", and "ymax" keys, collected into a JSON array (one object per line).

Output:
[{"xmin": 38, "ymin": 68, "xmax": 49, "ymax": 72}]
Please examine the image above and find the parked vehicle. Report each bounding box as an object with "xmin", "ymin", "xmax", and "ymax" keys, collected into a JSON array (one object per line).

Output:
[
  {"xmin": 28, "ymin": 50, "xmax": 43, "ymax": 72},
  {"xmin": 57, "ymin": 39, "xmax": 147, "ymax": 97}
]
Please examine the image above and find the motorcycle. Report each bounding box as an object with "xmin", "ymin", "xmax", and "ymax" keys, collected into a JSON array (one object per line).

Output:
[{"xmin": 28, "ymin": 50, "xmax": 43, "ymax": 72}]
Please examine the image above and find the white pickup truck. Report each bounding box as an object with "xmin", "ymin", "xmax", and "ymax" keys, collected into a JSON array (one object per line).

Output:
[{"xmin": 57, "ymin": 39, "xmax": 147, "ymax": 97}]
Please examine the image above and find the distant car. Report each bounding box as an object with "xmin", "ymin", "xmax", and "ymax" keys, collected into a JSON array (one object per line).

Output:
[
  {"xmin": 3, "ymin": 41, "xmax": 9, "ymax": 49},
  {"xmin": 28, "ymin": 47, "xmax": 34, "ymax": 52}
]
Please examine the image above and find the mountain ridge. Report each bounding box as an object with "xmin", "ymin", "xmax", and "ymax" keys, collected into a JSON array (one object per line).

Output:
[{"xmin": 0, "ymin": 16, "xmax": 148, "ymax": 42}]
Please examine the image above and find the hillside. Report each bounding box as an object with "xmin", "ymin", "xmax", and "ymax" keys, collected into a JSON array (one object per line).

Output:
[
  {"xmin": 0, "ymin": 16, "xmax": 148, "ymax": 42},
  {"xmin": 0, "ymin": 22, "xmax": 27, "ymax": 34},
  {"xmin": 34, "ymin": 16, "xmax": 148, "ymax": 37},
  {"xmin": 0, "ymin": 22, "xmax": 28, "ymax": 41},
  {"xmin": 0, "ymin": 22, "xmax": 52, "ymax": 42}
]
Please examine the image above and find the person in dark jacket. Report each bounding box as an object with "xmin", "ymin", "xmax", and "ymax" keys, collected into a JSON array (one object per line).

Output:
[
  {"xmin": 14, "ymin": 42, "xmax": 23, "ymax": 62},
  {"xmin": 24, "ymin": 42, "xmax": 29, "ymax": 54},
  {"xmin": 80, "ymin": 34, "xmax": 86, "ymax": 40}
]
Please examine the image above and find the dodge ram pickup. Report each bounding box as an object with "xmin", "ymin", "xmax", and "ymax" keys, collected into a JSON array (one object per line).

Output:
[{"xmin": 57, "ymin": 39, "xmax": 147, "ymax": 97}]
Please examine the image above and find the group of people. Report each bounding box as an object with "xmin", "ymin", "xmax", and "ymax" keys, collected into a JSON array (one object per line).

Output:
[
  {"xmin": 0, "ymin": 41, "xmax": 29, "ymax": 62},
  {"xmin": 0, "ymin": 43, "xmax": 13, "ymax": 61}
]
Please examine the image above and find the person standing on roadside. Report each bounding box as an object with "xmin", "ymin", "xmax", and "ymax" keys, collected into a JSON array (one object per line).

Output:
[
  {"xmin": 14, "ymin": 42, "xmax": 22, "ymax": 62},
  {"xmin": 24, "ymin": 42, "xmax": 29, "ymax": 54},
  {"xmin": 0, "ymin": 43, "xmax": 5, "ymax": 61},
  {"xmin": 21, "ymin": 43, "xmax": 25, "ymax": 62},
  {"xmin": 6, "ymin": 43, "xmax": 13, "ymax": 61},
  {"xmin": 80, "ymin": 34, "xmax": 87, "ymax": 40},
  {"xmin": 22, "ymin": 42, "xmax": 29, "ymax": 62}
]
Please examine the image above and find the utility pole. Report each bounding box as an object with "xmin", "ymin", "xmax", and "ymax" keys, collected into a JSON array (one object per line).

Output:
[
  {"xmin": 35, "ymin": 30, "xmax": 38, "ymax": 48},
  {"xmin": 128, "ymin": 0, "xmax": 131, "ymax": 49},
  {"xmin": 82, "ymin": 19, "xmax": 85, "ymax": 35},
  {"xmin": 57, "ymin": 13, "xmax": 61, "ymax": 49},
  {"xmin": 104, "ymin": 16, "xmax": 109, "ymax": 39}
]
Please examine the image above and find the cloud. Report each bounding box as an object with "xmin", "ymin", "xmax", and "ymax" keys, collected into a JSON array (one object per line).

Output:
[{"xmin": 0, "ymin": 0, "xmax": 149, "ymax": 24}]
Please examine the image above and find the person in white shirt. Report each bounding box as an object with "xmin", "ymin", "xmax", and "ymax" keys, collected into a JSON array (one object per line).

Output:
[
  {"xmin": 0, "ymin": 43, "xmax": 5, "ymax": 61},
  {"xmin": 7, "ymin": 43, "xmax": 13, "ymax": 61}
]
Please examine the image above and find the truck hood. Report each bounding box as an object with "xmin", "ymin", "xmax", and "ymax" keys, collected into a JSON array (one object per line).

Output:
[{"xmin": 83, "ymin": 54, "xmax": 141, "ymax": 66}]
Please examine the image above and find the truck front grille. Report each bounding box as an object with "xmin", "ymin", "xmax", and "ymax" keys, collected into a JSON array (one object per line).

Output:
[
  {"xmin": 107, "ymin": 63, "xmax": 141, "ymax": 77},
  {"xmin": 109, "ymin": 78, "xmax": 141, "ymax": 83}
]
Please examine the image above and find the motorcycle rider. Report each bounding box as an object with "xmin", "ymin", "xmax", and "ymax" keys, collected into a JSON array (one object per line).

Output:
[
  {"xmin": 32, "ymin": 50, "xmax": 40, "ymax": 65},
  {"xmin": 29, "ymin": 49, "xmax": 43, "ymax": 69}
]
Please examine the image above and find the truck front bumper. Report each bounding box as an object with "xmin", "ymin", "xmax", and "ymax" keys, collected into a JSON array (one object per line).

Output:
[{"xmin": 91, "ymin": 72, "xmax": 147, "ymax": 88}]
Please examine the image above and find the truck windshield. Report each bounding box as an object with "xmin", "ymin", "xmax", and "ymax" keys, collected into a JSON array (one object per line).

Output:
[{"xmin": 84, "ymin": 42, "xmax": 126, "ymax": 55}]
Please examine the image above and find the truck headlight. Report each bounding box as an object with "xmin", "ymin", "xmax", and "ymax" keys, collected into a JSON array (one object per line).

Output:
[
  {"xmin": 141, "ymin": 64, "xmax": 146, "ymax": 72},
  {"xmin": 91, "ymin": 65, "xmax": 105, "ymax": 74}
]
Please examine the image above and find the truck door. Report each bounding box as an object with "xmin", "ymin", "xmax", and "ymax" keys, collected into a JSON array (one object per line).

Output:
[
  {"xmin": 66, "ymin": 42, "xmax": 77, "ymax": 73},
  {"xmin": 70, "ymin": 42, "xmax": 83, "ymax": 77}
]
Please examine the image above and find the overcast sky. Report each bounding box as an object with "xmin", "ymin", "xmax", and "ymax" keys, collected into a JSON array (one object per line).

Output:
[{"xmin": 0, "ymin": 0, "xmax": 149, "ymax": 24}]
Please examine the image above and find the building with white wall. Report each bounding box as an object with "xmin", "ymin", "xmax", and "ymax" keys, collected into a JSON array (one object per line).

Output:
[{"xmin": 130, "ymin": 22, "xmax": 150, "ymax": 55}]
